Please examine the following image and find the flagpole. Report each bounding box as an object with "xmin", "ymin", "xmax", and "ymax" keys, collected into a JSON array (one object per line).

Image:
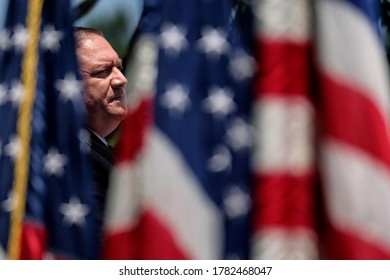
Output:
[{"xmin": 7, "ymin": 0, "xmax": 44, "ymax": 260}]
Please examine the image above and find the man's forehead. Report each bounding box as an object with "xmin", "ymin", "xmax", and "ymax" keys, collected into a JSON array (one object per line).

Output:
[
  {"xmin": 77, "ymin": 35, "xmax": 120, "ymax": 63},
  {"xmin": 78, "ymin": 34, "xmax": 108, "ymax": 50},
  {"xmin": 79, "ymin": 37, "xmax": 96, "ymax": 49}
]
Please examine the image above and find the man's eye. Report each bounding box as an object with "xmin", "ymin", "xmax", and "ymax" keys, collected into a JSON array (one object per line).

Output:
[{"xmin": 92, "ymin": 68, "xmax": 110, "ymax": 77}]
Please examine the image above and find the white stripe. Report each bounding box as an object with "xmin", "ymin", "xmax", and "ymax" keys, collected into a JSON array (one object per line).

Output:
[
  {"xmin": 144, "ymin": 128, "xmax": 223, "ymax": 259},
  {"xmin": 124, "ymin": 35, "xmax": 158, "ymax": 110},
  {"xmin": 252, "ymin": 228, "xmax": 318, "ymax": 259},
  {"xmin": 322, "ymin": 141, "xmax": 390, "ymax": 251},
  {"xmin": 104, "ymin": 161, "xmax": 143, "ymax": 230},
  {"xmin": 253, "ymin": 97, "xmax": 314, "ymax": 174},
  {"xmin": 253, "ymin": 0, "xmax": 311, "ymax": 42},
  {"xmin": 316, "ymin": 0, "xmax": 390, "ymax": 117},
  {"xmin": 104, "ymin": 128, "xmax": 224, "ymax": 259}
]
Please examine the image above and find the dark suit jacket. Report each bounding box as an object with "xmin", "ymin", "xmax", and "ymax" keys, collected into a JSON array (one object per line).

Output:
[{"xmin": 88, "ymin": 130, "xmax": 114, "ymax": 226}]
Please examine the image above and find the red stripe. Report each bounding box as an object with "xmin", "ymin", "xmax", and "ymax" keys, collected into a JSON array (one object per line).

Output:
[
  {"xmin": 104, "ymin": 208, "xmax": 189, "ymax": 260},
  {"xmin": 19, "ymin": 222, "xmax": 47, "ymax": 260},
  {"xmin": 319, "ymin": 217, "xmax": 390, "ymax": 259},
  {"xmin": 252, "ymin": 173, "xmax": 316, "ymax": 231},
  {"xmin": 255, "ymin": 40, "xmax": 312, "ymax": 98},
  {"xmin": 114, "ymin": 96, "xmax": 153, "ymax": 164},
  {"xmin": 103, "ymin": 227, "xmax": 139, "ymax": 260},
  {"xmin": 319, "ymin": 71, "xmax": 390, "ymax": 169},
  {"xmin": 253, "ymin": 38, "xmax": 316, "ymax": 253}
]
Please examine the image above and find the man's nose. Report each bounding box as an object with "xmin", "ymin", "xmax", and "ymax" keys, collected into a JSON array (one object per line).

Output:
[{"xmin": 111, "ymin": 67, "xmax": 127, "ymax": 87}]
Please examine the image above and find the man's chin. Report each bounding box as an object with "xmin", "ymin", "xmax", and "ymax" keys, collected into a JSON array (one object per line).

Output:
[{"xmin": 108, "ymin": 107, "xmax": 127, "ymax": 121}]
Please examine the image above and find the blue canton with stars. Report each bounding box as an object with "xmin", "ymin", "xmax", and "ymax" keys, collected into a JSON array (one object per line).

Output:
[
  {"xmin": 139, "ymin": 0, "xmax": 255, "ymax": 259},
  {"xmin": 0, "ymin": 0, "xmax": 98, "ymax": 259}
]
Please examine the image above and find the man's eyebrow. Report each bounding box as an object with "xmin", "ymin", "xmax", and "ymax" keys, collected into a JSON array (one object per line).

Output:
[
  {"xmin": 90, "ymin": 62, "xmax": 113, "ymax": 71},
  {"xmin": 91, "ymin": 60, "xmax": 122, "ymax": 70}
]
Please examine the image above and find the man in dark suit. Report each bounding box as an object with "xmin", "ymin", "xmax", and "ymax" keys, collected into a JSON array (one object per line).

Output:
[
  {"xmin": 88, "ymin": 130, "xmax": 114, "ymax": 221},
  {"xmin": 74, "ymin": 27, "xmax": 127, "ymax": 224}
]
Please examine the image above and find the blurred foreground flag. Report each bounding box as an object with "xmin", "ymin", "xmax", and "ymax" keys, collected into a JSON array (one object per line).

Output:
[
  {"xmin": 251, "ymin": 0, "xmax": 317, "ymax": 259},
  {"xmin": 0, "ymin": 0, "xmax": 98, "ymax": 259},
  {"xmin": 314, "ymin": 0, "xmax": 390, "ymax": 259},
  {"xmin": 103, "ymin": 0, "xmax": 254, "ymax": 259},
  {"xmin": 251, "ymin": 0, "xmax": 390, "ymax": 259}
]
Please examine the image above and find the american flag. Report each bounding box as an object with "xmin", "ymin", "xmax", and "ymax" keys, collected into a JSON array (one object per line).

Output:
[
  {"xmin": 103, "ymin": 0, "xmax": 255, "ymax": 259},
  {"xmin": 104, "ymin": 0, "xmax": 390, "ymax": 260},
  {"xmin": 0, "ymin": 0, "xmax": 99, "ymax": 259},
  {"xmin": 314, "ymin": 0, "xmax": 390, "ymax": 259},
  {"xmin": 252, "ymin": 0, "xmax": 390, "ymax": 259},
  {"xmin": 251, "ymin": 0, "xmax": 317, "ymax": 259}
]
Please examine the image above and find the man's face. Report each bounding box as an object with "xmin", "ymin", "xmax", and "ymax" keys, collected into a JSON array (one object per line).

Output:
[{"xmin": 77, "ymin": 34, "xmax": 127, "ymax": 136}]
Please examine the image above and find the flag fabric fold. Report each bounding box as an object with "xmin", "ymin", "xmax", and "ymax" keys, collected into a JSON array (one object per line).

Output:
[
  {"xmin": 315, "ymin": 0, "xmax": 390, "ymax": 259},
  {"xmin": 0, "ymin": 0, "xmax": 98, "ymax": 259},
  {"xmin": 251, "ymin": 0, "xmax": 390, "ymax": 259},
  {"xmin": 251, "ymin": 0, "xmax": 318, "ymax": 259}
]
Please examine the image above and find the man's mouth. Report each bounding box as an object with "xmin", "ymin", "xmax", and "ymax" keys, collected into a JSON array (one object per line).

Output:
[
  {"xmin": 109, "ymin": 94, "xmax": 124, "ymax": 103},
  {"xmin": 109, "ymin": 88, "xmax": 126, "ymax": 103}
]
